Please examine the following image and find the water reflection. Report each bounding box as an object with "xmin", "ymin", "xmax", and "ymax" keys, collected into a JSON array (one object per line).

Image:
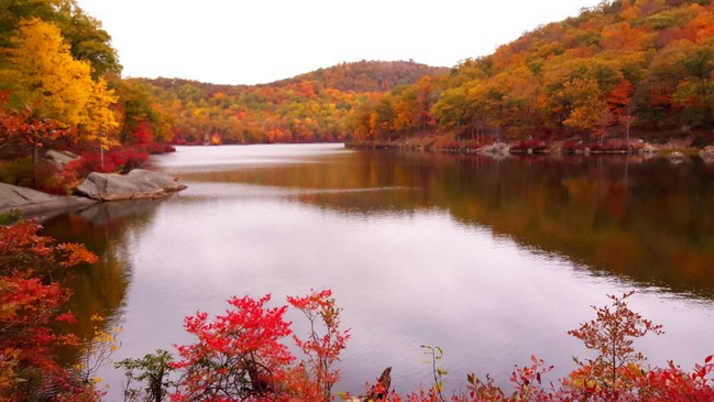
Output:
[
  {"xmin": 160, "ymin": 146, "xmax": 714, "ymax": 298},
  {"xmin": 41, "ymin": 144, "xmax": 714, "ymax": 398},
  {"xmin": 43, "ymin": 200, "xmax": 165, "ymax": 362}
]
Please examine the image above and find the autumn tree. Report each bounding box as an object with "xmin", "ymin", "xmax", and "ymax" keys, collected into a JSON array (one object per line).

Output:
[
  {"xmin": 608, "ymin": 79, "xmax": 638, "ymax": 145},
  {"xmin": 567, "ymin": 291, "xmax": 664, "ymax": 396},
  {"xmin": 115, "ymin": 79, "xmax": 173, "ymax": 145},
  {"xmin": 79, "ymin": 77, "xmax": 120, "ymax": 168},
  {"xmin": 0, "ymin": 0, "xmax": 119, "ymax": 77},
  {"xmin": 52, "ymin": 2, "xmax": 121, "ymax": 78},
  {"xmin": 5, "ymin": 18, "xmax": 94, "ymax": 127},
  {"xmin": 561, "ymin": 78, "xmax": 612, "ymax": 141}
]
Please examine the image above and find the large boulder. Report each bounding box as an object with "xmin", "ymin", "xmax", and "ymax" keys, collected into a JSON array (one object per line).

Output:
[
  {"xmin": 45, "ymin": 150, "xmax": 79, "ymax": 168},
  {"xmin": 75, "ymin": 169, "xmax": 187, "ymax": 201}
]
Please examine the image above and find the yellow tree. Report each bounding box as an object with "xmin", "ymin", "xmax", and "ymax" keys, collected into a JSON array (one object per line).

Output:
[
  {"xmin": 80, "ymin": 77, "xmax": 119, "ymax": 168},
  {"xmin": 562, "ymin": 78, "xmax": 611, "ymax": 142},
  {"xmin": 8, "ymin": 18, "xmax": 94, "ymax": 128}
]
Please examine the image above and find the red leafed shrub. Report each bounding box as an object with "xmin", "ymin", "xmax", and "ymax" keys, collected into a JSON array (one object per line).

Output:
[
  {"xmin": 511, "ymin": 139, "xmax": 547, "ymax": 152},
  {"xmin": 288, "ymin": 289, "xmax": 350, "ymax": 400},
  {"xmin": 166, "ymin": 290, "xmax": 350, "ymax": 402},
  {"xmin": 66, "ymin": 147, "xmax": 148, "ymax": 177},
  {"xmin": 169, "ymin": 294, "xmax": 295, "ymax": 402},
  {"xmin": 0, "ymin": 219, "xmax": 98, "ymax": 402},
  {"xmin": 145, "ymin": 142, "xmax": 177, "ymax": 154}
]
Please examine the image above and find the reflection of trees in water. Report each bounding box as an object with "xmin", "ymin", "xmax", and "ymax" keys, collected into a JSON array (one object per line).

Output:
[
  {"xmin": 41, "ymin": 199, "xmax": 165, "ymax": 363},
  {"xmin": 227, "ymin": 151, "xmax": 714, "ymax": 298}
]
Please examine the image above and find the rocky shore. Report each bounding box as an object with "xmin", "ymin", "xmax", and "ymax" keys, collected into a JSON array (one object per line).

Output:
[
  {"xmin": 346, "ymin": 139, "xmax": 714, "ymax": 160},
  {"xmin": 0, "ymin": 169, "xmax": 187, "ymax": 218},
  {"xmin": 0, "ymin": 184, "xmax": 98, "ymax": 217}
]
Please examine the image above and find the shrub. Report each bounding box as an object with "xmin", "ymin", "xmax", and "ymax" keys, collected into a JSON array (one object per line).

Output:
[
  {"xmin": 0, "ymin": 158, "xmax": 69, "ymax": 195},
  {"xmin": 0, "ymin": 220, "xmax": 99, "ymax": 402},
  {"xmin": 66, "ymin": 147, "xmax": 149, "ymax": 178}
]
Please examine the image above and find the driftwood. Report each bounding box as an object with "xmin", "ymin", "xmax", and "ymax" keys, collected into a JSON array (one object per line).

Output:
[{"xmin": 364, "ymin": 366, "xmax": 392, "ymax": 401}]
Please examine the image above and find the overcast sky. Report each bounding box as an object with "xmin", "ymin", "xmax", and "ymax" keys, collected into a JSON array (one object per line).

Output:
[{"xmin": 74, "ymin": 0, "xmax": 600, "ymax": 85}]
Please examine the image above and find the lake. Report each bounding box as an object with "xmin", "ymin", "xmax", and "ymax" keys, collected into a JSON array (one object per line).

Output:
[{"xmin": 42, "ymin": 143, "xmax": 714, "ymax": 398}]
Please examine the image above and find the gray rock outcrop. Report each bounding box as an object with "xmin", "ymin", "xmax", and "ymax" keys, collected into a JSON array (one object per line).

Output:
[
  {"xmin": 0, "ymin": 183, "xmax": 97, "ymax": 216},
  {"xmin": 75, "ymin": 169, "xmax": 187, "ymax": 201},
  {"xmin": 45, "ymin": 150, "xmax": 79, "ymax": 168},
  {"xmin": 476, "ymin": 142, "xmax": 511, "ymax": 155}
]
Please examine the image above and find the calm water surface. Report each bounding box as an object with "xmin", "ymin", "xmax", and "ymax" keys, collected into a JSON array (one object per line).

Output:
[{"xmin": 42, "ymin": 144, "xmax": 714, "ymax": 398}]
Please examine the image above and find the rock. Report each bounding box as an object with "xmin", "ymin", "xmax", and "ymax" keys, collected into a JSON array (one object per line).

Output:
[
  {"xmin": 476, "ymin": 142, "xmax": 510, "ymax": 155},
  {"xmin": 669, "ymin": 151, "xmax": 685, "ymax": 160},
  {"xmin": 639, "ymin": 143, "xmax": 659, "ymax": 154},
  {"xmin": 699, "ymin": 145, "xmax": 714, "ymax": 160},
  {"xmin": 75, "ymin": 169, "xmax": 187, "ymax": 201},
  {"xmin": 0, "ymin": 182, "xmax": 97, "ymax": 217},
  {"xmin": 45, "ymin": 150, "xmax": 79, "ymax": 168}
]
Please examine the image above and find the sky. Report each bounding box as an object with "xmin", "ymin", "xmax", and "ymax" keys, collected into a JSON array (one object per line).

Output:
[{"xmin": 75, "ymin": 0, "xmax": 601, "ymax": 86}]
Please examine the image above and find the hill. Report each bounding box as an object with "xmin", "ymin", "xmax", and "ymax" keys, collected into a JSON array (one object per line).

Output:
[
  {"xmin": 136, "ymin": 61, "xmax": 447, "ymax": 144},
  {"xmin": 267, "ymin": 60, "xmax": 449, "ymax": 92},
  {"xmin": 349, "ymin": 0, "xmax": 714, "ymax": 149}
]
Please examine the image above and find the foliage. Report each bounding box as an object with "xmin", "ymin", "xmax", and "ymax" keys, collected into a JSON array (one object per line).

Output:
[
  {"xmin": 119, "ymin": 291, "xmax": 351, "ymax": 402},
  {"xmin": 350, "ymin": 0, "xmax": 714, "ymax": 144},
  {"xmin": 79, "ymin": 78, "xmax": 120, "ymax": 155},
  {"xmin": 137, "ymin": 61, "xmax": 446, "ymax": 145},
  {"xmin": 270, "ymin": 60, "xmax": 449, "ymax": 93},
  {"xmin": 421, "ymin": 345, "xmax": 447, "ymax": 402},
  {"xmin": 0, "ymin": 219, "xmax": 99, "ymax": 402},
  {"xmin": 5, "ymin": 18, "xmax": 94, "ymax": 127},
  {"xmin": 169, "ymin": 294, "xmax": 295, "ymax": 401},
  {"xmin": 0, "ymin": 99, "xmax": 68, "ymax": 160},
  {"xmin": 0, "ymin": 0, "xmax": 120, "ymax": 76},
  {"xmin": 342, "ymin": 292, "xmax": 712, "ymax": 402},
  {"xmin": 115, "ymin": 350, "xmax": 176, "ymax": 402},
  {"xmin": 0, "ymin": 210, "xmax": 23, "ymax": 226},
  {"xmin": 75, "ymin": 315, "xmax": 121, "ymax": 385},
  {"xmin": 288, "ymin": 289, "xmax": 350, "ymax": 401},
  {"xmin": 567, "ymin": 291, "xmax": 664, "ymax": 393},
  {"xmin": 65, "ymin": 147, "xmax": 148, "ymax": 177}
]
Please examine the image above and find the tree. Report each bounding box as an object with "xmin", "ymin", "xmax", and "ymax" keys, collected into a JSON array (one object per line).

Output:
[
  {"xmin": 567, "ymin": 291, "xmax": 663, "ymax": 394},
  {"xmin": 561, "ymin": 78, "xmax": 611, "ymax": 140},
  {"xmin": 80, "ymin": 77, "xmax": 119, "ymax": 168},
  {"xmin": 7, "ymin": 18, "xmax": 94, "ymax": 127},
  {"xmin": 607, "ymin": 80, "xmax": 638, "ymax": 146},
  {"xmin": 53, "ymin": 2, "xmax": 121, "ymax": 78},
  {"xmin": 115, "ymin": 79, "xmax": 162, "ymax": 145},
  {"xmin": 0, "ymin": 98, "xmax": 67, "ymax": 160}
]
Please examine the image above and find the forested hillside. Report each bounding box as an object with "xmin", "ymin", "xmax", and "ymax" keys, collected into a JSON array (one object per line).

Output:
[
  {"xmin": 350, "ymin": 0, "xmax": 714, "ymax": 147},
  {"xmin": 268, "ymin": 60, "xmax": 447, "ymax": 92},
  {"xmin": 136, "ymin": 61, "xmax": 448, "ymax": 145}
]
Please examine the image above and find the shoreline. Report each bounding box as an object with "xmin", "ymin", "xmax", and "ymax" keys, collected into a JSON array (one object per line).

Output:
[
  {"xmin": 1, "ymin": 169, "xmax": 187, "ymax": 220},
  {"xmin": 344, "ymin": 139, "xmax": 711, "ymax": 158},
  {"xmin": 0, "ymin": 183, "xmax": 100, "ymax": 219}
]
